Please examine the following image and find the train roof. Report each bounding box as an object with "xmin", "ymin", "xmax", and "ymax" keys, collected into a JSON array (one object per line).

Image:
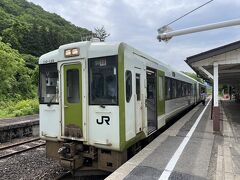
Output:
[
  {"xmin": 39, "ymin": 41, "xmax": 203, "ymax": 85},
  {"xmin": 39, "ymin": 41, "xmax": 120, "ymax": 64}
]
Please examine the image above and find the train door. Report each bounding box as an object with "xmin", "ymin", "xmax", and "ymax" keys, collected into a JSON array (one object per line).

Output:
[
  {"xmin": 134, "ymin": 68, "xmax": 144, "ymax": 134},
  {"xmin": 62, "ymin": 63, "xmax": 83, "ymax": 139},
  {"xmin": 146, "ymin": 68, "xmax": 157, "ymax": 134}
]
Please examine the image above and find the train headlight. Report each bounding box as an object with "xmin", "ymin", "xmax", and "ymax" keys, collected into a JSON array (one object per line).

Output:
[
  {"xmin": 72, "ymin": 48, "xmax": 79, "ymax": 56},
  {"xmin": 64, "ymin": 48, "xmax": 80, "ymax": 57},
  {"xmin": 65, "ymin": 49, "xmax": 72, "ymax": 57}
]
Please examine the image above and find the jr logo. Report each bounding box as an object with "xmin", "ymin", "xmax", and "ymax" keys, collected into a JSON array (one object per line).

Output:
[{"xmin": 96, "ymin": 116, "xmax": 110, "ymax": 125}]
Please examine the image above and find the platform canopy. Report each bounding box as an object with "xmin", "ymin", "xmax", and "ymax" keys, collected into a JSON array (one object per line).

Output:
[
  {"xmin": 186, "ymin": 40, "xmax": 240, "ymax": 132},
  {"xmin": 186, "ymin": 40, "xmax": 240, "ymax": 85}
]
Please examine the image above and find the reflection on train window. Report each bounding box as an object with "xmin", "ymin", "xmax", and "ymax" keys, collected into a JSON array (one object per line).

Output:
[
  {"xmin": 39, "ymin": 63, "xmax": 59, "ymax": 104},
  {"xmin": 126, "ymin": 70, "xmax": 132, "ymax": 103},
  {"xmin": 136, "ymin": 74, "xmax": 141, "ymax": 101},
  {"xmin": 89, "ymin": 56, "xmax": 118, "ymax": 105},
  {"xmin": 67, "ymin": 69, "xmax": 80, "ymax": 103}
]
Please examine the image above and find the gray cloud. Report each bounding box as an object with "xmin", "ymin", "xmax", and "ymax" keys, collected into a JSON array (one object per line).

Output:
[{"xmin": 28, "ymin": 0, "xmax": 240, "ymax": 72}]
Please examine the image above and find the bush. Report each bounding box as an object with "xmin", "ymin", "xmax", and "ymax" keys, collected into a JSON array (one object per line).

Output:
[{"xmin": 0, "ymin": 98, "xmax": 39, "ymax": 118}]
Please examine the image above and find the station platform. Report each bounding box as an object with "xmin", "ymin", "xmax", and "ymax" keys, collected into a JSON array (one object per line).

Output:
[
  {"xmin": 106, "ymin": 99, "xmax": 240, "ymax": 180},
  {"xmin": 0, "ymin": 115, "xmax": 39, "ymax": 129},
  {"xmin": 0, "ymin": 115, "xmax": 39, "ymax": 143}
]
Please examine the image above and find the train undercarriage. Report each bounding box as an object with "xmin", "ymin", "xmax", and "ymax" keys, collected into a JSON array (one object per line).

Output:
[{"xmin": 46, "ymin": 140, "xmax": 128, "ymax": 175}]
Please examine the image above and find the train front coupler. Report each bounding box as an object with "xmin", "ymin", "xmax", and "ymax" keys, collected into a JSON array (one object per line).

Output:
[{"xmin": 58, "ymin": 142, "xmax": 84, "ymax": 170}]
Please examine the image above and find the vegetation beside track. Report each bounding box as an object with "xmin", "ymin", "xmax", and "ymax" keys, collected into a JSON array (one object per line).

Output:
[
  {"xmin": 0, "ymin": 41, "xmax": 38, "ymax": 118},
  {"xmin": 0, "ymin": 99, "xmax": 38, "ymax": 118}
]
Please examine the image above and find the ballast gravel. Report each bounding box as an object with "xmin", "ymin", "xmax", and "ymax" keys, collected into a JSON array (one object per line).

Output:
[{"xmin": 0, "ymin": 146, "xmax": 65, "ymax": 180}]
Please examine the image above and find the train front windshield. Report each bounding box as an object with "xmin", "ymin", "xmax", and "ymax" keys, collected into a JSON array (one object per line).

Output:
[
  {"xmin": 89, "ymin": 56, "xmax": 118, "ymax": 105},
  {"xmin": 39, "ymin": 63, "xmax": 59, "ymax": 105}
]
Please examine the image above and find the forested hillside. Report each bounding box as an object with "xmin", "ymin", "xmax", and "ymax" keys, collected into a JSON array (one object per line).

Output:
[
  {"xmin": 0, "ymin": 0, "xmax": 91, "ymax": 56},
  {"xmin": 0, "ymin": 0, "xmax": 91, "ymax": 118}
]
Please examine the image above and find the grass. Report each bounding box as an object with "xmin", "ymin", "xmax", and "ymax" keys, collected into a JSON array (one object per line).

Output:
[{"xmin": 0, "ymin": 99, "xmax": 39, "ymax": 119}]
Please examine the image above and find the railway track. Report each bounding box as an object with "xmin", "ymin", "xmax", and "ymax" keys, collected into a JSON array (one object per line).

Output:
[{"xmin": 0, "ymin": 137, "xmax": 46, "ymax": 159}]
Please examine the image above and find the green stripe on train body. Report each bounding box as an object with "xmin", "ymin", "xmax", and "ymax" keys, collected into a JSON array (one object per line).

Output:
[
  {"xmin": 118, "ymin": 43, "xmax": 126, "ymax": 151},
  {"xmin": 157, "ymin": 70, "xmax": 165, "ymax": 116}
]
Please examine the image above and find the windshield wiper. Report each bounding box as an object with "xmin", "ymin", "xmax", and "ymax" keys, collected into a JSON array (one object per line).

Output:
[
  {"xmin": 100, "ymin": 104, "xmax": 105, "ymax": 108},
  {"xmin": 47, "ymin": 94, "xmax": 56, "ymax": 107}
]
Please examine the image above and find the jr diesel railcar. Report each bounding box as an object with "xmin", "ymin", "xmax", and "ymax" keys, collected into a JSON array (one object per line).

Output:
[{"xmin": 39, "ymin": 41, "xmax": 205, "ymax": 172}]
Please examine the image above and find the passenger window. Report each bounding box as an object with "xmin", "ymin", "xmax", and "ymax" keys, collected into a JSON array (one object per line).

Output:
[
  {"xmin": 165, "ymin": 77, "xmax": 171, "ymax": 100},
  {"xmin": 67, "ymin": 69, "xmax": 80, "ymax": 103},
  {"xmin": 172, "ymin": 79, "xmax": 177, "ymax": 99},
  {"xmin": 182, "ymin": 83, "xmax": 188, "ymax": 97},
  {"xmin": 177, "ymin": 80, "xmax": 182, "ymax": 98},
  {"xmin": 181, "ymin": 82, "xmax": 185, "ymax": 97},
  {"xmin": 136, "ymin": 74, "xmax": 141, "ymax": 101},
  {"xmin": 188, "ymin": 84, "xmax": 191, "ymax": 96},
  {"xmin": 126, "ymin": 70, "xmax": 132, "ymax": 102}
]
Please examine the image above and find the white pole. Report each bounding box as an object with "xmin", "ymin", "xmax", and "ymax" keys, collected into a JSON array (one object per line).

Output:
[
  {"xmin": 213, "ymin": 63, "xmax": 219, "ymax": 107},
  {"xmin": 158, "ymin": 19, "xmax": 240, "ymax": 41}
]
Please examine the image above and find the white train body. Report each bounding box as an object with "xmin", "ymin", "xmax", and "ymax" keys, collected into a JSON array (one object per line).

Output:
[{"xmin": 39, "ymin": 41, "xmax": 205, "ymax": 172}]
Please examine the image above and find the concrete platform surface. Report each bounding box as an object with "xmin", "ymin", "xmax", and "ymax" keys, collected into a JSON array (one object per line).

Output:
[
  {"xmin": 106, "ymin": 99, "xmax": 240, "ymax": 180},
  {"xmin": 0, "ymin": 114, "xmax": 39, "ymax": 130}
]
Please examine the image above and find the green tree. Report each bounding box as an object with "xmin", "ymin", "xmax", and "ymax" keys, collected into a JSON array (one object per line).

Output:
[
  {"xmin": 0, "ymin": 41, "xmax": 36, "ymax": 101},
  {"xmin": 182, "ymin": 71, "xmax": 204, "ymax": 83}
]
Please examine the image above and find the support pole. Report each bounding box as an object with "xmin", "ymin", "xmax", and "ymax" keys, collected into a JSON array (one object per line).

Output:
[
  {"xmin": 211, "ymin": 87, "xmax": 213, "ymax": 120},
  {"xmin": 213, "ymin": 63, "xmax": 220, "ymax": 131}
]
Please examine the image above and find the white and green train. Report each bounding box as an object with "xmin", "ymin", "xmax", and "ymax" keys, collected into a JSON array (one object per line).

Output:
[{"xmin": 39, "ymin": 41, "xmax": 205, "ymax": 173}]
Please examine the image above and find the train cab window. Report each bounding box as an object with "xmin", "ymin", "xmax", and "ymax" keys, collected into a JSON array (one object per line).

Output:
[
  {"xmin": 67, "ymin": 69, "xmax": 80, "ymax": 103},
  {"xmin": 136, "ymin": 74, "xmax": 141, "ymax": 101},
  {"xmin": 39, "ymin": 63, "xmax": 59, "ymax": 104},
  {"xmin": 126, "ymin": 70, "xmax": 132, "ymax": 102},
  {"xmin": 89, "ymin": 56, "xmax": 118, "ymax": 105}
]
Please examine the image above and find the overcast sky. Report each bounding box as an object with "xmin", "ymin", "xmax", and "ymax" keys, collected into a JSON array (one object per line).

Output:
[{"xmin": 28, "ymin": 0, "xmax": 240, "ymax": 72}]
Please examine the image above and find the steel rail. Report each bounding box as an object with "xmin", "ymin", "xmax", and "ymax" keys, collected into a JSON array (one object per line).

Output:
[
  {"xmin": 0, "ymin": 139, "xmax": 45, "ymax": 159},
  {"xmin": 0, "ymin": 137, "xmax": 41, "ymax": 151}
]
